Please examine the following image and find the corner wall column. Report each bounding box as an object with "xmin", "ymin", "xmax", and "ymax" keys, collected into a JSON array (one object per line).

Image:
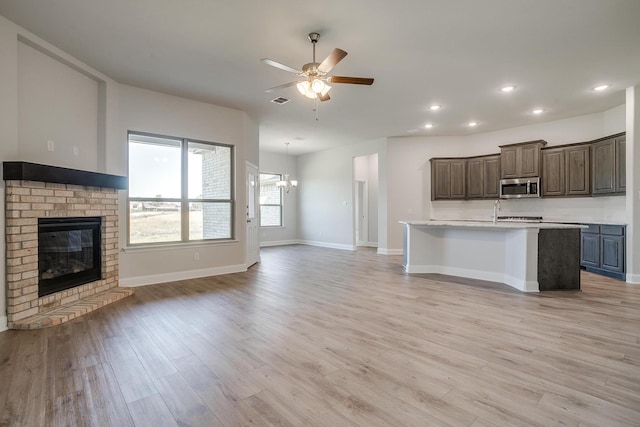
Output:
[{"xmin": 626, "ymin": 85, "xmax": 640, "ymax": 283}]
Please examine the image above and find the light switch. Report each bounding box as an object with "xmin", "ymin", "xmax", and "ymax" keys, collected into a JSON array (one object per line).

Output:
[{"xmin": 47, "ymin": 140, "xmax": 54, "ymax": 151}]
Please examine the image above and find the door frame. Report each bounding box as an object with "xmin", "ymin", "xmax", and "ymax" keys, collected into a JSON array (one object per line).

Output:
[
  {"xmin": 355, "ymin": 180, "xmax": 368, "ymax": 246},
  {"xmin": 246, "ymin": 161, "xmax": 260, "ymax": 267}
]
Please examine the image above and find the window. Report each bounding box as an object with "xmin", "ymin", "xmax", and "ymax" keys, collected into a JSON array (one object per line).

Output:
[
  {"xmin": 259, "ymin": 173, "xmax": 282, "ymax": 227},
  {"xmin": 128, "ymin": 132, "xmax": 234, "ymax": 245}
]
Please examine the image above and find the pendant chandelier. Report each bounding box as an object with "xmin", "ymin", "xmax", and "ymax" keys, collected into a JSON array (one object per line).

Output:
[{"xmin": 276, "ymin": 142, "xmax": 298, "ymax": 193}]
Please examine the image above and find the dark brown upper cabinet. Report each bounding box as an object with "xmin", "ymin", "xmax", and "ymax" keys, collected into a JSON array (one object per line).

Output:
[
  {"xmin": 542, "ymin": 148, "xmax": 565, "ymax": 197},
  {"xmin": 500, "ymin": 140, "xmax": 546, "ymax": 179},
  {"xmin": 466, "ymin": 157, "xmax": 484, "ymax": 199},
  {"xmin": 616, "ymin": 136, "xmax": 626, "ymax": 193},
  {"xmin": 565, "ymin": 144, "xmax": 591, "ymax": 196},
  {"xmin": 592, "ymin": 133, "xmax": 626, "ymax": 195},
  {"xmin": 542, "ymin": 143, "xmax": 591, "ymax": 197},
  {"xmin": 431, "ymin": 158, "xmax": 466, "ymax": 200},
  {"xmin": 483, "ymin": 155, "xmax": 501, "ymax": 198},
  {"xmin": 430, "ymin": 132, "xmax": 624, "ymax": 201},
  {"xmin": 466, "ymin": 154, "xmax": 501, "ymax": 199}
]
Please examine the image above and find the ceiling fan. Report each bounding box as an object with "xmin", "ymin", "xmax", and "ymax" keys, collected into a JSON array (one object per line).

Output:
[{"xmin": 261, "ymin": 32, "xmax": 374, "ymax": 102}]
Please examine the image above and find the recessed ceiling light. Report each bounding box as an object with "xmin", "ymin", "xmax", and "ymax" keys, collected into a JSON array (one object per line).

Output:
[
  {"xmin": 429, "ymin": 105, "xmax": 441, "ymax": 111},
  {"xmin": 424, "ymin": 123, "xmax": 434, "ymax": 129},
  {"xmin": 501, "ymin": 85, "xmax": 516, "ymax": 92},
  {"xmin": 593, "ymin": 84, "xmax": 611, "ymax": 91},
  {"xmin": 532, "ymin": 108, "xmax": 545, "ymax": 115},
  {"xmin": 468, "ymin": 121, "xmax": 478, "ymax": 127}
]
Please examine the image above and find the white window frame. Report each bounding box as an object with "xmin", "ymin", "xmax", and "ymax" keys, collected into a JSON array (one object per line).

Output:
[
  {"xmin": 259, "ymin": 172, "xmax": 283, "ymax": 227},
  {"xmin": 127, "ymin": 131, "xmax": 235, "ymax": 246}
]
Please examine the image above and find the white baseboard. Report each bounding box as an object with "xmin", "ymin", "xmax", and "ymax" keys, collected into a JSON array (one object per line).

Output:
[
  {"xmin": 403, "ymin": 264, "xmax": 538, "ymax": 292},
  {"xmin": 358, "ymin": 242, "xmax": 378, "ymax": 248},
  {"xmin": 260, "ymin": 240, "xmax": 299, "ymax": 247},
  {"xmin": 0, "ymin": 315, "xmax": 7, "ymax": 332},
  {"xmin": 377, "ymin": 248, "xmax": 403, "ymax": 255},
  {"xmin": 298, "ymin": 240, "xmax": 356, "ymax": 251},
  {"xmin": 120, "ymin": 264, "xmax": 247, "ymax": 287},
  {"xmin": 626, "ymin": 273, "xmax": 640, "ymax": 284}
]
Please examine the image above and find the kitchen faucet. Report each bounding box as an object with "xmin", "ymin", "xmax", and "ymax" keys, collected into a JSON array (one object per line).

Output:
[{"xmin": 493, "ymin": 200, "xmax": 501, "ymax": 224}]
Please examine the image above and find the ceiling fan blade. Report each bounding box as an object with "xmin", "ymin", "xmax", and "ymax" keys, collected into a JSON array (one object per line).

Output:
[
  {"xmin": 264, "ymin": 81, "xmax": 298, "ymax": 92},
  {"xmin": 319, "ymin": 92, "xmax": 331, "ymax": 102},
  {"xmin": 329, "ymin": 76, "xmax": 374, "ymax": 85},
  {"xmin": 317, "ymin": 48, "xmax": 348, "ymax": 73},
  {"xmin": 261, "ymin": 58, "xmax": 301, "ymax": 74}
]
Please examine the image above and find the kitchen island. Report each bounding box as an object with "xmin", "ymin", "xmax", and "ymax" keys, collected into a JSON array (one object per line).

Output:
[{"xmin": 401, "ymin": 220, "xmax": 586, "ymax": 292}]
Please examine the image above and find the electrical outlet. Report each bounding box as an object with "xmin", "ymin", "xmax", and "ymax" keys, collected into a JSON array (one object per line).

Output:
[
  {"xmin": 194, "ymin": 252, "xmax": 200, "ymax": 261},
  {"xmin": 73, "ymin": 146, "xmax": 79, "ymax": 156},
  {"xmin": 47, "ymin": 140, "xmax": 54, "ymax": 151}
]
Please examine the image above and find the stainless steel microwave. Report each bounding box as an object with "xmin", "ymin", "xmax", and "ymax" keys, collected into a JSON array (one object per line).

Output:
[{"xmin": 500, "ymin": 177, "xmax": 540, "ymax": 199}]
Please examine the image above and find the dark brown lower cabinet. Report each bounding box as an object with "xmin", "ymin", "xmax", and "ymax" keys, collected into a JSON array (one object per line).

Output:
[{"xmin": 580, "ymin": 224, "xmax": 625, "ymax": 280}]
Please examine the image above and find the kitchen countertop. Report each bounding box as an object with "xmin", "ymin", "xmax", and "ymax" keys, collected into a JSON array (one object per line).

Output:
[
  {"xmin": 545, "ymin": 220, "xmax": 627, "ymax": 226},
  {"xmin": 400, "ymin": 219, "xmax": 587, "ymax": 230}
]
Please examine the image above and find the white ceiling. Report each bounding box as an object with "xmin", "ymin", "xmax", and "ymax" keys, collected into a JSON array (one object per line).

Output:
[{"xmin": 1, "ymin": 0, "xmax": 639, "ymax": 155}]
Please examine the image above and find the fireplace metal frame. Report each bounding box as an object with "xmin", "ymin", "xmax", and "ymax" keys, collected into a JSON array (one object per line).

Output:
[{"xmin": 38, "ymin": 217, "xmax": 102, "ymax": 297}]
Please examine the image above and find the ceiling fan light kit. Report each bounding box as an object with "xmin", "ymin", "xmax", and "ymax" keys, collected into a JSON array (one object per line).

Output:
[{"xmin": 262, "ymin": 32, "xmax": 374, "ymax": 103}]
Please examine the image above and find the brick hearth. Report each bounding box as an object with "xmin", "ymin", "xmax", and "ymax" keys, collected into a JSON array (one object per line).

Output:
[{"xmin": 4, "ymin": 168, "xmax": 133, "ymax": 329}]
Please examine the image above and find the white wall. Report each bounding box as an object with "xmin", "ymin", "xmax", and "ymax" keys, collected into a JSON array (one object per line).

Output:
[
  {"xmin": 626, "ymin": 87, "xmax": 640, "ymax": 283},
  {"xmin": 385, "ymin": 108, "xmax": 627, "ymax": 250},
  {"xmin": 604, "ymin": 104, "xmax": 626, "ymax": 135},
  {"xmin": 258, "ymin": 150, "xmax": 298, "ymax": 246},
  {"xmin": 118, "ymin": 85, "xmax": 257, "ymax": 285},
  {"xmin": 297, "ymin": 139, "xmax": 386, "ymax": 251},
  {"xmin": 17, "ymin": 41, "xmax": 99, "ymax": 169}
]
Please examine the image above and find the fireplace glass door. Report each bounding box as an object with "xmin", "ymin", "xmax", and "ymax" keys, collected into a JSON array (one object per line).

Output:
[{"xmin": 38, "ymin": 217, "xmax": 102, "ymax": 297}]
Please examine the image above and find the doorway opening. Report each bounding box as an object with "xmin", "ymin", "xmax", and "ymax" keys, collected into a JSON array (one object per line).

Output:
[{"xmin": 353, "ymin": 154, "xmax": 379, "ymax": 249}]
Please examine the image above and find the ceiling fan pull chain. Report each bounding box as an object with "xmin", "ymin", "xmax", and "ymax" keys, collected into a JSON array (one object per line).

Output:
[{"xmin": 314, "ymin": 97, "xmax": 319, "ymax": 121}]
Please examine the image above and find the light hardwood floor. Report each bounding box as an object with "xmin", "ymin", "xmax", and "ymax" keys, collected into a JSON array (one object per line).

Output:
[{"xmin": 1, "ymin": 245, "xmax": 639, "ymax": 426}]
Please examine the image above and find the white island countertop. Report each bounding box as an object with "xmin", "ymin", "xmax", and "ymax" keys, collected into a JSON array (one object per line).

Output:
[{"xmin": 400, "ymin": 220, "xmax": 586, "ymax": 230}]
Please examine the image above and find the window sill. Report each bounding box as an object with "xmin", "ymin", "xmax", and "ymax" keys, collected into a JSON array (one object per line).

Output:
[{"xmin": 122, "ymin": 239, "xmax": 238, "ymax": 253}]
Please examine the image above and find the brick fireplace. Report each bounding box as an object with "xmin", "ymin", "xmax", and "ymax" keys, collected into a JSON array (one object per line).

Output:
[{"xmin": 3, "ymin": 162, "xmax": 133, "ymax": 329}]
